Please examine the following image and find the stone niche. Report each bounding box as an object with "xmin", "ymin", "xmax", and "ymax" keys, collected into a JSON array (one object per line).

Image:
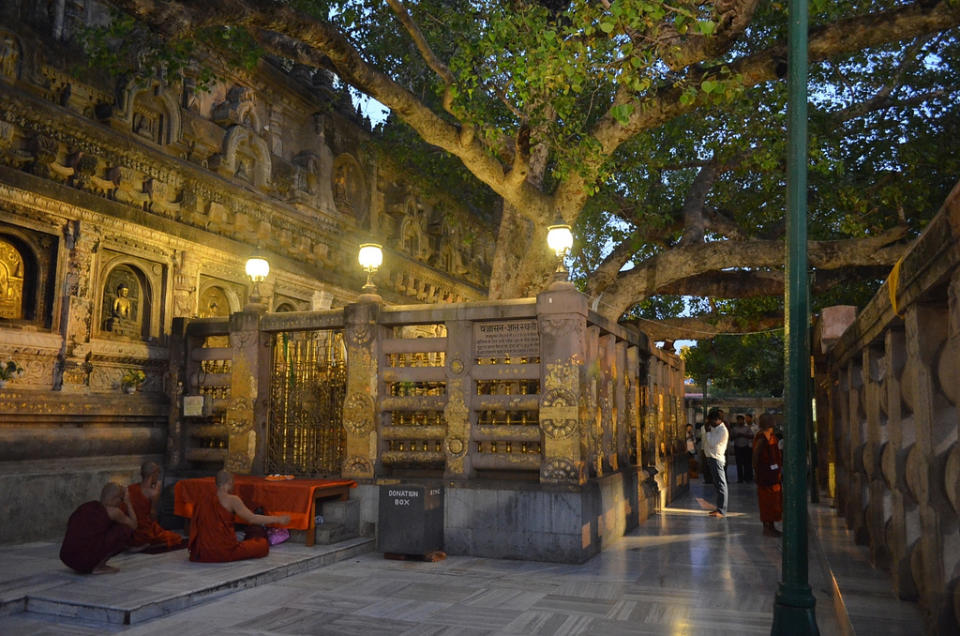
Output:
[
  {"xmin": 109, "ymin": 80, "xmax": 183, "ymax": 148},
  {"xmin": 0, "ymin": 222, "xmax": 58, "ymax": 328},
  {"xmin": 97, "ymin": 253, "xmax": 165, "ymax": 341}
]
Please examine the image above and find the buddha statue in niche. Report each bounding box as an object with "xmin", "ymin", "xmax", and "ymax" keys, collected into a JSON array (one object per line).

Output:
[{"xmin": 103, "ymin": 282, "xmax": 140, "ymax": 336}]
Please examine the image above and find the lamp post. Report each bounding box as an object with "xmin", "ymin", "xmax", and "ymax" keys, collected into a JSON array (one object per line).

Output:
[
  {"xmin": 546, "ymin": 221, "xmax": 574, "ymax": 290},
  {"xmin": 244, "ymin": 255, "xmax": 270, "ymax": 312},
  {"xmin": 358, "ymin": 243, "xmax": 383, "ymax": 301}
]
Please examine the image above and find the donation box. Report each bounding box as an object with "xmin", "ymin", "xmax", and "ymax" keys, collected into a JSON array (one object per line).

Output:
[{"xmin": 377, "ymin": 484, "xmax": 444, "ymax": 555}]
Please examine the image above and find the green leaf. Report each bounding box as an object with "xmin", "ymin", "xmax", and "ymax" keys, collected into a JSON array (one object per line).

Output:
[
  {"xmin": 611, "ymin": 104, "xmax": 634, "ymax": 124},
  {"xmin": 697, "ymin": 20, "xmax": 716, "ymax": 35},
  {"xmin": 599, "ymin": 21, "xmax": 615, "ymax": 34}
]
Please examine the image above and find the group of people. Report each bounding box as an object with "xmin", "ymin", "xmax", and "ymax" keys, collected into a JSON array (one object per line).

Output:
[
  {"xmin": 59, "ymin": 464, "xmax": 289, "ymax": 574},
  {"xmin": 690, "ymin": 408, "xmax": 784, "ymax": 537}
]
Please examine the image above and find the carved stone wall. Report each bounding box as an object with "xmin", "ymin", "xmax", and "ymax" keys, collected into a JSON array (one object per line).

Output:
[{"xmin": 0, "ymin": 6, "xmax": 495, "ymax": 544}]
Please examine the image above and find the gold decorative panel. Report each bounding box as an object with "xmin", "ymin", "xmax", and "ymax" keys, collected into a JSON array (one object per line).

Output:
[{"xmin": 0, "ymin": 238, "xmax": 24, "ymax": 320}]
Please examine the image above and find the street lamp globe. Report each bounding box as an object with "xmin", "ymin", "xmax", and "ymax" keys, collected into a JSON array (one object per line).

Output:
[
  {"xmin": 245, "ymin": 256, "xmax": 270, "ymax": 282},
  {"xmin": 358, "ymin": 243, "xmax": 383, "ymax": 272},
  {"xmin": 358, "ymin": 243, "xmax": 383, "ymax": 296},
  {"xmin": 546, "ymin": 223, "xmax": 573, "ymax": 259}
]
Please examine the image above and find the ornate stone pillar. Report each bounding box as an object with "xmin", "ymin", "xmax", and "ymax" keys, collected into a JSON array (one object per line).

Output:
[
  {"xmin": 225, "ymin": 310, "xmax": 270, "ymax": 474},
  {"xmin": 537, "ymin": 287, "xmax": 588, "ymax": 485},
  {"xmin": 57, "ymin": 221, "xmax": 97, "ymax": 392},
  {"xmin": 341, "ymin": 300, "xmax": 381, "ymax": 480}
]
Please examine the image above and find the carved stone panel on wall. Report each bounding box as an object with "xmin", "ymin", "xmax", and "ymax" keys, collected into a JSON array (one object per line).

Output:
[
  {"xmin": 199, "ymin": 285, "xmax": 232, "ymax": 318},
  {"xmin": 332, "ymin": 154, "xmax": 368, "ymax": 227}
]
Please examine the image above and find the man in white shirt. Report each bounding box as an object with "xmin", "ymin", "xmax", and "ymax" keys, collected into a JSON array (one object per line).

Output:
[{"xmin": 703, "ymin": 408, "xmax": 729, "ymax": 517}]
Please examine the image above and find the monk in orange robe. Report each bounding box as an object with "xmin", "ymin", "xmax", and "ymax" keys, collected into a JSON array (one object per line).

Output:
[
  {"xmin": 188, "ymin": 470, "xmax": 290, "ymax": 563},
  {"xmin": 60, "ymin": 482, "xmax": 137, "ymax": 574},
  {"xmin": 125, "ymin": 461, "xmax": 186, "ymax": 551},
  {"xmin": 753, "ymin": 413, "xmax": 783, "ymax": 537}
]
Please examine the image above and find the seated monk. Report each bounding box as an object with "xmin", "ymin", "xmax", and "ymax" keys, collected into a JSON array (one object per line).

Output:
[
  {"xmin": 59, "ymin": 482, "xmax": 137, "ymax": 574},
  {"xmin": 124, "ymin": 461, "xmax": 186, "ymax": 551},
  {"xmin": 188, "ymin": 470, "xmax": 290, "ymax": 563}
]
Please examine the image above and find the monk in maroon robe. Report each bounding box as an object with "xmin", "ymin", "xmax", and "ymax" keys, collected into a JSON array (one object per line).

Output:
[
  {"xmin": 188, "ymin": 470, "xmax": 289, "ymax": 563},
  {"xmin": 125, "ymin": 461, "xmax": 186, "ymax": 551},
  {"xmin": 59, "ymin": 482, "xmax": 137, "ymax": 574},
  {"xmin": 753, "ymin": 413, "xmax": 783, "ymax": 537}
]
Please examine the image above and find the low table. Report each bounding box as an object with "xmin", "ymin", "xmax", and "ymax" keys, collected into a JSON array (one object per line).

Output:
[{"xmin": 174, "ymin": 475, "xmax": 357, "ymax": 547}]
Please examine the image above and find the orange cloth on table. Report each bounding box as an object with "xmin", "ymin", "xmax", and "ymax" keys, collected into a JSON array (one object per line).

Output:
[
  {"xmin": 125, "ymin": 483, "xmax": 184, "ymax": 549},
  {"xmin": 188, "ymin": 492, "xmax": 269, "ymax": 563},
  {"xmin": 174, "ymin": 476, "xmax": 356, "ymax": 529},
  {"xmin": 754, "ymin": 433, "xmax": 783, "ymax": 523}
]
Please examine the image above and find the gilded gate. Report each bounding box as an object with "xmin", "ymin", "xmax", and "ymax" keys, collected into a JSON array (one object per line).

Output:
[{"xmin": 266, "ymin": 330, "xmax": 346, "ymax": 475}]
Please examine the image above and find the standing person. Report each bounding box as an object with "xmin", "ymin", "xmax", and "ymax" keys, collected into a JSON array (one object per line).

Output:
[
  {"xmin": 60, "ymin": 482, "xmax": 137, "ymax": 574},
  {"xmin": 125, "ymin": 461, "xmax": 186, "ymax": 551},
  {"xmin": 703, "ymin": 408, "xmax": 729, "ymax": 518},
  {"xmin": 188, "ymin": 470, "xmax": 290, "ymax": 563},
  {"xmin": 732, "ymin": 414, "xmax": 755, "ymax": 483},
  {"xmin": 753, "ymin": 413, "xmax": 783, "ymax": 537},
  {"xmin": 685, "ymin": 424, "xmax": 699, "ymax": 478}
]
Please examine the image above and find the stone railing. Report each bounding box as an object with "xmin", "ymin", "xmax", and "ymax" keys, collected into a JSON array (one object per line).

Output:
[
  {"xmin": 815, "ymin": 182, "xmax": 960, "ymax": 634},
  {"xmin": 167, "ymin": 284, "xmax": 687, "ymax": 561},
  {"xmin": 171, "ymin": 284, "xmax": 689, "ymax": 487}
]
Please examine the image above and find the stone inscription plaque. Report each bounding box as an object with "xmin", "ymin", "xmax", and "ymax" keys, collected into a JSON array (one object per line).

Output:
[{"xmin": 474, "ymin": 319, "xmax": 539, "ymax": 358}]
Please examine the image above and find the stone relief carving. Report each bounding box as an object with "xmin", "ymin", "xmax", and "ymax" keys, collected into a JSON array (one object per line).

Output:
[
  {"xmin": 212, "ymin": 86, "xmax": 259, "ymax": 130},
  {"xmin": 541, "ymin": 458, "xmax": 580, "ymax": 483},
  {"xmin": 0, "ymin": 32, "xmax": 21, "ymax": 80},
  {"xmin": 342, "ymin": 455, "xmax": 373, "ymax": 475},
  {"xmin": 332, "ymin": 154, "xmax": 368, "ymax": 227},
  {"xmin": 346, "ymin": 323, "xmax": 373, "ymax": 347},
  {"xmin": 214, "ymin": 125, "xmax": 271, "ymax": 188},
  {"xmin": 343, "ymin": 392, "xmax": 375, "ymax": 435}
]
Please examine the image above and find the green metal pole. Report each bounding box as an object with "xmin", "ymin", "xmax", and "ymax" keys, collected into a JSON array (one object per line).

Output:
[{"xmin": 772, "ymin": 0, "xmax": 819, "ymax": 630}]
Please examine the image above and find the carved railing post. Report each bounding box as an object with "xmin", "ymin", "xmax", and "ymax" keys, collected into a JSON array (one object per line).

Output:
[
  {"xmin": 537, "ymin": 287, "xmax": 588, "ymax": 485},
  {"xmin": 166, "ymin": 317, "xmax": 188, "ymax": 470},
  {"xmin": 341, "ymin": 300, "xmax": 380, "ymax": 480},
  {"xmin": 904, "ymin": 303, "xmax": 950, "ymax": 620},
  {"xmin": 443, "ymin": 318, "xmax": 472, "ymax": 479},
  {"xmin": 225, "ymin": 310, "xmax": 270, "ymax": 474}
]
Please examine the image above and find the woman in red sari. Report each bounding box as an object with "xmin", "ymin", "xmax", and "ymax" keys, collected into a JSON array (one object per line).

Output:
[{"xmin": 753, "ymin": 413, "xmax": 783, "ymax": 537}]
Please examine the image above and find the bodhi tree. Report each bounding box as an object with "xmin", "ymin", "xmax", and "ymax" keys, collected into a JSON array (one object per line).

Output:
[{"xmin": 97, "ymin": 0, "xmax": 960, "ymax": 335}]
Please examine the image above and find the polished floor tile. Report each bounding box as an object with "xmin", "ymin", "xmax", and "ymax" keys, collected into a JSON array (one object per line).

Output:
[{"xmin": 0, "ymin": 477, "xmax": 931, "ymax": 635}]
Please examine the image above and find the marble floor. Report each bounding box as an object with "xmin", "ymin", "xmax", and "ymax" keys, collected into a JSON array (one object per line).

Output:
[{"xmin": 0, "ymin": 478, "xmax": 926, "ymax": 635}]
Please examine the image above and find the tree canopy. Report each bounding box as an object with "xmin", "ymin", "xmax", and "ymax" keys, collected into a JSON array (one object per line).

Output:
[{"xmin": 97, "ymin": 0, "xmax": 960, "ymax": 336}]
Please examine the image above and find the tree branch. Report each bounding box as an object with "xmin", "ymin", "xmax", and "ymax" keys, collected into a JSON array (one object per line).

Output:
[
  {"xmin": 624, "ymin": 313, "xmax": 783, "ymax": 341},
  {"xmin": 654, "ymin": 267, "xmax": 891, "ymax": 297},
  {"xmin": 581, "ymin": 0, "xmax": 960, "ymax": 190},
  {"xmin": 384, "ymin": 0, "xmax": 457, "ymax": 115},
  {"xmin": 596, "ymin": 226, "xmax": 910, "ymax": 319}
]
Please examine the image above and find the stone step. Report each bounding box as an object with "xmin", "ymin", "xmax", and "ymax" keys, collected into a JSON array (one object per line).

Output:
[{"xmin": 7, "ymin": 537, "xmax": 373, "ymax": 626}]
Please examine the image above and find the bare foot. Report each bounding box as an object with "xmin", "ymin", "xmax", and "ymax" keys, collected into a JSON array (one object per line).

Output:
[
  {"xmin": 91, "ymin": 564, "xmax": 119, "ymax": 574},
  {"xmin": 708, "ymin": 510, "xmax": 724, "ymax": 518}
]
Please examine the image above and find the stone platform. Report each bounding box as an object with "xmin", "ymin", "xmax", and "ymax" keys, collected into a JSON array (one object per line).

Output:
[{"xmin": 0, "ymin": 536, "xmax": 372, "ymax": 626}]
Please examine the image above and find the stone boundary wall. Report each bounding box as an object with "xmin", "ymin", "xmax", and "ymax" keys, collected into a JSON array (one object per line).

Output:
[{"xmin": 816, "ymin": 181, "xmax": 960, "ymax": 634}]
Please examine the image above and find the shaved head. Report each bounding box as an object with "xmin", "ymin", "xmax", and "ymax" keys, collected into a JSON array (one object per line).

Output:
[
  {"xmin": 100, "ymin": 482, "xmax": 123, "ymax": 504},
  {"xmin": 215, "ymin": 470, "xmax": 233, "ymax": 488},
  {"xmin": 759, "ymin": 413, "xmax": 776, "ymax": 430},
  {"xmin": 140, "ymin": 461, "xmax": 160, "ymax": 480}
]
